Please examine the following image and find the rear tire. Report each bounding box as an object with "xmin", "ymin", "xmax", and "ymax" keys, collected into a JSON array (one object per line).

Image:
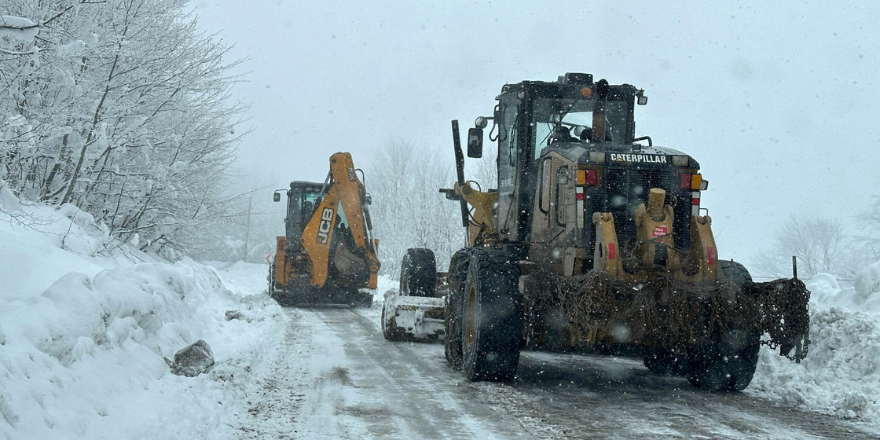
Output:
[
  {"xmin": 400, "ymin": 249, "xmax": 437, "ymax": 297},
  {"xmin": 461, "ymin": 250, "xmax": 523, "ymax": 382},
  {"xmin": 644, "ymin": 347, "xmax": 687, "ymax": 376},
  {"xmin": 720, "ymin": 260, "xmax": 753, "ymax": 286},
  {"xmin": 688, "ymin": 260, "xmax": 759, "ymax": 391},
  {"xmin": 444, "ymin": 249, "xmax": 472, "ymax": 369},
  {"xmin": 350, "ymin": 292, "xmax": 373, "ymax": 308},
  {"xmin": 267, "ymin": 261, "xmax": 290, "ymax": 306},
  {"xmin": 687, "ymin": 330, "xmax": 760, "ymax": 391},
  {"xmin": 267, "ymin": 261, "xmax": 276, "ymax": 295}
]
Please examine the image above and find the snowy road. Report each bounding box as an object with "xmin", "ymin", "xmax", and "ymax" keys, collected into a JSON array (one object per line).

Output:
[{"xmin": 233, "ymin": 306, "xmax": 877, "ymax": 440}]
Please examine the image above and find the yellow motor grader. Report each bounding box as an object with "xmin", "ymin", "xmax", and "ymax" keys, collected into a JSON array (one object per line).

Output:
[
  {"xmin": 269, "ymin": 152, "xmax": 379, "ymax": 307},
  {"xmin": 382, "ymin": 73, "xmax": 810, "ymax": 391}
]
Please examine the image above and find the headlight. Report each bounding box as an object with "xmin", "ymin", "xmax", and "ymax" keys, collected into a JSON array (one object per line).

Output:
[
  {"xmin": 672, "ymin": 155, "xmax": 689, "ymax": 167},
  {"xmin": 589, "ymin": 152, "xmax": 606, "ymax": 163}
]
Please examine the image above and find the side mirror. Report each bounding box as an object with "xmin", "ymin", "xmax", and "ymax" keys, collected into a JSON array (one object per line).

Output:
[
  {"xmin": 364, "ymin": 193, "xmax": 372, "ymax": 205},
  {"xmin": 636, "ymin": 89, "xmax": 648, "ymax": 105},
  {"xmin": 273, "ymin": 192, "xmax": 281, "ymax": 202},
  {"xmin": 467, "ymin": 127, "xmax": 483, "ymax": 158}
]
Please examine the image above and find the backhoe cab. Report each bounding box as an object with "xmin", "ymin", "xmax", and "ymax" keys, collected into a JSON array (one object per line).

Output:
[
  {"xmin": 385, "ymin": 73, "xmax": 811, "ymax": 392},
  {"xmin": 269, "ymin": 152, "xmax": 379, "ymax": 307}
]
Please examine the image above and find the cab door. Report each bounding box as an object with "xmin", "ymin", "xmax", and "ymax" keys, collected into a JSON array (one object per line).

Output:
[{"xmin": 495, "ymin": 93, "xmax": 525, "ymax": 242}]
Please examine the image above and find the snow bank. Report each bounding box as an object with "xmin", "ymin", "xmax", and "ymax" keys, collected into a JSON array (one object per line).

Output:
[
  {"xmin": 855, "ymin": 261, "xmax": 880, "ymax": 301},
  {"xmin": 749, "ymin": 270, "xmax": 880, "ymax": 430},
  {"xmin": 0, "ymin": 204, "xmax": 285, "ymax": 439},
  {"xmin": 0, "ymin": 204, "xmax": 131, "ymax": 301},
  {"xmin": 0, "ymin": 259, "xmax": 262, "ymax": 439}
]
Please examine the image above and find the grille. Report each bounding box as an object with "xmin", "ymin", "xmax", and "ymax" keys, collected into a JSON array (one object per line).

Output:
[{"xmin": 588, "ymin": 166, "xmax": 690, "ymax": 254}]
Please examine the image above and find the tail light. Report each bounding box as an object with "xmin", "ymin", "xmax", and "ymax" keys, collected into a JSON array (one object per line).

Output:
[
  {"xmin": 586, "ymin": 169, "xmax": 598, "ymax": 186},
  {"xmin": 680, "ymin": 173, "xmax": 702, "ymax": 190},
  {"xmin": 577, "ymin": 169, "xmax": 600, "ymax": 187}
]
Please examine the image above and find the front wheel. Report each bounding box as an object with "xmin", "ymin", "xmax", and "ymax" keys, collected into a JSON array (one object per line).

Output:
[
  {"xmin": 400, "ymin": 248, "xmax": 438, "ymax": 297},
  {"xmin": 382, "ymin": 291, "xmax": 403, "ymax": 341},
  {"xmin": 461, "ymin": 250, "xmax": 523, "ymax": 382},
  {"xmin": 444, "ymin": 249, "xmax": 472, "ymax": 369}
]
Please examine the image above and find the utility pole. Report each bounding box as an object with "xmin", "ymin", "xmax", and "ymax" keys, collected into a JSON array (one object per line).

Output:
[{"xmin": 243, "ymin": 196, "xmax": 252, "ymax": 261}]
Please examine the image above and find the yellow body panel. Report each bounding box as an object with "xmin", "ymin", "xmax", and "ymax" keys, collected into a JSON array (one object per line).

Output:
[
  {"xmin": 299, "ymin": 152, "xmax": 381, "ymax": 288},
  {"xmin": 455, "ymin": 181, "xmax": 498, "ymax": 246}
]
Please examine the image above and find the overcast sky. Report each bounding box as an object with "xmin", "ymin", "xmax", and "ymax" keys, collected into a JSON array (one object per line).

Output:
[{"xmin": 193, "ymin": 0, "xmax": 879, "ymax": 268}]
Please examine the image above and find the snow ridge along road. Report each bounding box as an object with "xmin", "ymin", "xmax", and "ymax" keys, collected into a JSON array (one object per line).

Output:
[{"xmin": 232, "ymin": 305, "xmax": 877, "ymax": 440}]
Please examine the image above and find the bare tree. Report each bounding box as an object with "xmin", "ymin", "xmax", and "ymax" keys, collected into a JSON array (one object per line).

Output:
[
  {"xmin": 857, "ymin": 195, "xmax": 880, "ymax": 258},
  {"xmin": 367, "ymin": 139, "xmax": 462, "ymax": 278},
  {"xmin": 753, "ymin": 216, "xmax": 850, "ymax": 279}
]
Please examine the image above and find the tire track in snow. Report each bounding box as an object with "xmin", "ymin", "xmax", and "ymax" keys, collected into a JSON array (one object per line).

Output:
[
  {"xmin": 310, "ymin": 307, "xmax": 538, "ymax": 439},
  {"xmin": 235, "ymin": 303, "xmax": 876, "ymax": 439}
]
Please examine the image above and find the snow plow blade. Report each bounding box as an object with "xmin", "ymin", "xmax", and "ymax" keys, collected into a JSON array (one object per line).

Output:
[
  {"xmin": 745, "ymin": 278, "xmax": 811, "ymax": 361},
  {"xmin": 381, "ymin": 289, "xmax": 445, "ymax": 342},
  {"xmin": 526, "ymin": 269, "xmax": 811, "ymax": 362}
]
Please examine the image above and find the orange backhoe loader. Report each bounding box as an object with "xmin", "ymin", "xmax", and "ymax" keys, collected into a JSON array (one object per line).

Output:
[{"xmin": 269, "ymin": 152, "xmax": 379, "ymax": 307}]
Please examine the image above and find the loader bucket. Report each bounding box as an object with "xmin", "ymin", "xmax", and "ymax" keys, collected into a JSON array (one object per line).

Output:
[{"xmin": 381, "ymin": 289, "xmax": 445, "ymax": 342}]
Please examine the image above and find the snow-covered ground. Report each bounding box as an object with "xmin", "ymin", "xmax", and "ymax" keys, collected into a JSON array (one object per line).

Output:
[
  {"xmin": 749, "ymin": 266, "xmax": 880, "ymax": 427},
  {"xmin": 2, "ymin": 199, "xmax": 880, "ymax": 438},
  {"xmin": 0, "ymin": 203, "xmax": 285, "ymax": 439}
]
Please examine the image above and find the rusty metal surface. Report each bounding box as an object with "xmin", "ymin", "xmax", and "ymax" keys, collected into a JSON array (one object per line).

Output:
[{"xmin": 524, "ymin": 269, "xmax": 811, "ymax": 361}]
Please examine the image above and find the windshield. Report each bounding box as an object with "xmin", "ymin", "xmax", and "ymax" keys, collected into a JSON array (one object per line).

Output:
[
  {"xmin": 289, "ymin": 186, "xmax": 322, "ymax": 231},
  {"xmin": 533, "ymin": 97, "xmax": 631, "ymax": 158}
]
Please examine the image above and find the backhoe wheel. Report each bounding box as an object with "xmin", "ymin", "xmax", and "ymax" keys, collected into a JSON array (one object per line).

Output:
[
  {"xmin": 461, "ymin": 250, "xmax": 523, "ymax": 382},
  {"xmin": 444, "ymin": 249, "xmax": 472, "ymax": 369},
  {"xmin": 688, "ymin": 260, "xmax": 760, "ymax": 392},
  {"xmin": 350, "ymin": 292, "xmax": 373, "ymax": 308},
  {"xmin": 267, "ymin": 261, "xmax": 276, "ymax": 295},
  {"xmin": 400, "ymin": 249, "xmax": 437, "ymax": 297}
]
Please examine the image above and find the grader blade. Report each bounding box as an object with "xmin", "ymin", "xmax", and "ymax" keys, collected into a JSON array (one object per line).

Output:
[{"xmin": 381, "ymin": 289, "xmax": 445, "ymax": 342}]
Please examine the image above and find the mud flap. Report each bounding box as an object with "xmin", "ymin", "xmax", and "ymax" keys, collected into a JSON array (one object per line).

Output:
[{"xmin": 745, "ymin": 278, "xmax": 811, "ymax": 362}]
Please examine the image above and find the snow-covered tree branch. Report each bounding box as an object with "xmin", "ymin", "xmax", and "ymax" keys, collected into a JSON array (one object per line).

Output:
[{"xmin": 0, "ymin": 0, "xmax": 245, "ymax": 258}]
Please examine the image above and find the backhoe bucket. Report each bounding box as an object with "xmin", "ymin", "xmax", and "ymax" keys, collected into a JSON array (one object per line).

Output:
[{"xmin": 381, "ymin": 289, "xmax": 445, "ymax": 342}]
